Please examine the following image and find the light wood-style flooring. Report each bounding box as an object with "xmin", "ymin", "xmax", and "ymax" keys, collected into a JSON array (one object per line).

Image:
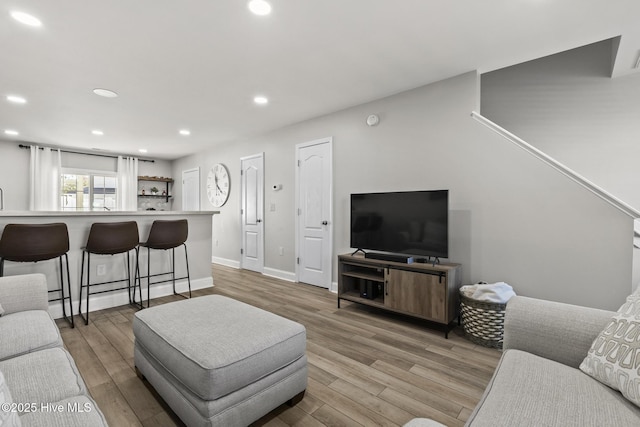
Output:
[{"xmin": 56, "ymin": 264, "xmax": 501, "ymax": 427}]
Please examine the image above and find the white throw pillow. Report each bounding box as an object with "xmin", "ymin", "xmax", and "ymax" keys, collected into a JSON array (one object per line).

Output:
[
  {"xmin": 0, "ymin": 370, "xmax": 22, "ymax": 427},
  {"xmin": 580, "ymin": 292, "xmax": 640, "ymax": 408}
]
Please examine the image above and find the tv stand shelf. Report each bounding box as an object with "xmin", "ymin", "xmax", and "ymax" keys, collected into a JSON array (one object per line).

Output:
[
  {"xmin": 342, "ymin": 270, "xmax": 383, "ymax": 282},
  {"xmin": 338, "ymin": 253, "xmax": 462, "ymax": 337}
]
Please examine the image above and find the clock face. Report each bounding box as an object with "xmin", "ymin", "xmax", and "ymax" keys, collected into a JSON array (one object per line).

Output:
[{"xmin": 207, "ymin": 163, "xmax": 230, "ymax": 207}]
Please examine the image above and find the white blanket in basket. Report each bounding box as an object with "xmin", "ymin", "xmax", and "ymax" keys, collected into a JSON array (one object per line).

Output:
[{"xmin": 460, "ymin": 282, "xmax": 515, "ymax": 303}]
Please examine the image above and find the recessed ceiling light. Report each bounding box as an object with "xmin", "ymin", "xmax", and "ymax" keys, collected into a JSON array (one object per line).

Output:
[
  {"xmin": 179, "ymin": 129, "xmax": 191, "ymax": 136},
  {"xmin": 138, "ymin": 149, "xmax": 148, "ymax": 154},
  {"xmin": 254, "ymin": 96, "xmax": 268, "ymax": 105},
  {"xmin": 10, "ymin": 11, "xmax": 42, "ymax": 27},
  {"xmin": 6, "ymin": 95, "xmax": 27, "ymax": 104},
  {"xmin": 248, "ymin": 0, "xmax": 272, "ymax": 16},
  {"xmin": 4, "ymin": 130, "xmax": 19, "ymax": 136},
  {"xmin": 93, "ymin": 88, "xmax": 118, "ymax": 98},
  {"xmin": 92, "ymin": 130, "xmax": 104, "ymax": 136}
]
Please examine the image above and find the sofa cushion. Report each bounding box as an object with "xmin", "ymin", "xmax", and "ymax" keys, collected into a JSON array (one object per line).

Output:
[
  {"xmin": 580, "ymin": 292, "xmax": 640, "ymax": 408},
  {"xmin": 468, "ymin": 349, "xmax": 640, "ymax": 426},
  {"xmin": 0, "ymin": 348, "xmax": 88, "ymax": 411},
  {"xmin": 19, "ymin": 396, "xmax": 108, "ymax": 427},
  {"xmin": 133, "ymin": 295, "xmax": 307, "ymax": 400},
  {"xmin": 0, "ymin": 370, "xmax": 22, "ymax": 427},
  {"xmin": 0, "ymin": 311, "xmax": 62, "ymax": 361},
  {"xmin": 0, "ymin": 274, "xmax": 48, "ymax": 315}
]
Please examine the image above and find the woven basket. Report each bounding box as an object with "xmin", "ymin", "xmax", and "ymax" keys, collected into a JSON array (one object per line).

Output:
[{"xmin": 460, "ymin": 293, "xmax": 507, "ymax": 349}]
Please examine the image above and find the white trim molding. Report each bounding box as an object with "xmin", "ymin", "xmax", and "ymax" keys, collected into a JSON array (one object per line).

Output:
[
  {"xmin": 471, "ymin": 111, "xmax": 640, "ymax": 219},
  {"xmin": 212, "ymin": 256, "xmax": 240, "ymax": 269},
  {"xmin": 48, "ymin": 277, "xmax": 213, "ymax": 319},
  {"xmin": 263, "ymin": 267, "xmax": 296, "ymax": 282}
]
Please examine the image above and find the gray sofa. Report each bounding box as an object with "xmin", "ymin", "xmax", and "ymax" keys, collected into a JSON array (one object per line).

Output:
[
  {"xmin": 0, "ymin": 274, "xmax": 108, "ymax": 427},
  {"xmin": 406, "ymin": 295, "xmax": 640, "ymax": 427}
]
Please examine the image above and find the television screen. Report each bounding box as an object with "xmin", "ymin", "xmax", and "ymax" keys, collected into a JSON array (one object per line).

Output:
[{"xmin": 350, "ymin": 190, "xmax": 448, "ymax": 259}]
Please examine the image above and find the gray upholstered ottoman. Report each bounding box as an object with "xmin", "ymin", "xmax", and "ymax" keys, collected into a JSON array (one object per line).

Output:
[{"xmin": 133, "ymin": 295, "xmax": 307, "ymax": 427}]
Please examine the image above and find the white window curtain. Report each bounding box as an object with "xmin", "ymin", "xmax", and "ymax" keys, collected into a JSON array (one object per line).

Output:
[
  {"xmin": 117, "ymin": 156, "xmax": 139, "ymax": 211},
  {"xmin": 29, "ymin": 145, "xmax": 61, "ymax": 211}
]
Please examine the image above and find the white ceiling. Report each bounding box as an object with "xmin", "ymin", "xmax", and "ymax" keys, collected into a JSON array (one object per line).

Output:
[{"xmin": 2, "ymin": 0, "xmax": 639, "ymax": 160}]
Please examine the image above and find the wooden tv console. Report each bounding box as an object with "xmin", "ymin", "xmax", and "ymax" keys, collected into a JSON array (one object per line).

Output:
[{"xmin": 337, "ymin": 253, "xmax": 462, "ymax": 337}]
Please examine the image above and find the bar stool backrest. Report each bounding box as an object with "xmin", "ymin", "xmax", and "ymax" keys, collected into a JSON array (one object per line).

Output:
[
  {"xmin": 0, "ymin": 223, "xmax": 69, "ymax": 261},
  {"xmin": 86, "ymin": 221, "xmax": 139, "ymax": 254},
  {"xmin": 145, "ymin": 219, "xmax": 188, "ymax": 250}
]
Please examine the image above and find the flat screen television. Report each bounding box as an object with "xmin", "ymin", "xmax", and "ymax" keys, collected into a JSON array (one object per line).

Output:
[{"xmin": 350, "ymin": 190, "xmax": 449, "ymax": 259}]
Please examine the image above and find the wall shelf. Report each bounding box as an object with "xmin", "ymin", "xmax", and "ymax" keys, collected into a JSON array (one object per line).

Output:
[
  {"xmin": 138, "ymin": 176, "xmax": 173, "ymax": 203},
  {"xmin": 138, "ymin": 194, "xmax": 173, "ymax": 199}
]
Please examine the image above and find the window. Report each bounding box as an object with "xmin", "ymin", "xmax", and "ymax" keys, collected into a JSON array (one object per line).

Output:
[{"xmin": 61, "ymin": 172, "xmax": 117, "ymax": 211}]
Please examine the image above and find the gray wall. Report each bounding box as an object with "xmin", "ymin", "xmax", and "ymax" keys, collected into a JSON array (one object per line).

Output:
[
  {"xmin": 481, "ymin": 38, "xmax": 640, "ymax": 210},
  {"xmin": 0, "ymin": 142, "xmax": 30, "ymax": 210},
  {"xmin": 173, "ymin": 71, "xmax": 634, "ymax": 310}
]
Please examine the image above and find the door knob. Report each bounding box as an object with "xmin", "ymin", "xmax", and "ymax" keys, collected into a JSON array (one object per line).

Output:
[
  {"xmin": 257, "ymin": 219, "xmax": 262, "ymax": 223},
  {"xmin": 322, "ymin": 221, "xmax": 328, "ymax": 225}
]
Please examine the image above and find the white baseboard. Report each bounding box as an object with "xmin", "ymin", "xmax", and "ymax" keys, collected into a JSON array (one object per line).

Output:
[
  {"xmin": 211, "ymin": 259, "xmax": 297, "ymax": 283},
  {"xmin": 212, "ymin": 256, "xmax": 240, "ymax": 269},
  {"xmin": 263, "ymin": 267, "xmax": 296, "ymax": 282},
  {"xmin": 330, "ymin": 281, "xmax": 338, "ymax": 293},
  {"xmin": 48, "ymin": 277, "xmax": 213, "ymax": 320}
]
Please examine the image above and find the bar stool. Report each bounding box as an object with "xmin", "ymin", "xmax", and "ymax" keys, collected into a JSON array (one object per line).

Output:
[
  {"xmin": 79, "ymin": 221, "xmax": 141, "ymax": 325},
  {"xmin": 0, "ymin": 223, "xmax": 74, "ymax": 327},
  {"xmin": 139, "ymin": 219, "xmax": 191, "ymax": 308}
]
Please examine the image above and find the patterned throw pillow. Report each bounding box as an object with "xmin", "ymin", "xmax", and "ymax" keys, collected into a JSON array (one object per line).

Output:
[
  {"xmin": 0, "ymin": 370, "xmax": 22, "ymax": 427},
  {"xmin": 580, "ymin": 292, "xmax": 640, "ymax": 408}
]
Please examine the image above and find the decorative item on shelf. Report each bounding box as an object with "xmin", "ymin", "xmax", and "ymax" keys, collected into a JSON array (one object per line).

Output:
[
  {"xmin": 162, "ymin": 189, "xmax": 166, "ymax": 196},
  {"xmin": 141, "ymin": 188, "xmax": 145, "ymax": 195},
  {"xmin": 150, "ymin": 186, "xmax": 159, "ymax": 195}
]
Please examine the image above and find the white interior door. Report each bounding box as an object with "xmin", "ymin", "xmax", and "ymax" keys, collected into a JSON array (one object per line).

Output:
[
  {"xmin": 182, "ymin": 168, "xmax": 200, "ymax": 211},
  {"xmin": 241, "ymin": 154, "xmax": 264, "ymax": 273},
  {"xmin": 296, "ymin": 138, "xmax": 332, "ymax": 288}
]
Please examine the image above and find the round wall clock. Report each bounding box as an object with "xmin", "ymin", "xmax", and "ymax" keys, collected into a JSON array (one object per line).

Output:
[{"xmin": 207, "ymin": 163, "xmax": 230, "ymax": 207}]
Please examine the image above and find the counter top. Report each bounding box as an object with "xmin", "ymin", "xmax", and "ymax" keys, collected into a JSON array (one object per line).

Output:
[{"xmin": 0, "ymin": 210, "xmax": 219, "ymax": 217}]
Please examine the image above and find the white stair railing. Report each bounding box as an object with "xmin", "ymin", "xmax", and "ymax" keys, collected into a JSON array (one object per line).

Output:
[{"xmin": 471, "ymin": 111, "xmax": 640, "ymax": 219}]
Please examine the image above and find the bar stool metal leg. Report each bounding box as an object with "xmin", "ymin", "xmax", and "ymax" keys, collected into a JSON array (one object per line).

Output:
[
  {"xmin": 130, "ymin": 247, "xmax": 143, "ymax": 309},
  {"xmin": 79, "ymin": 221, "xmax": 141, "ymax": 325},
  {"xmin": 127, "ymin": 248, "xmax": 144, "ymax": 309},
  {"xmin": 145, "ymin": 244, "xmax": 191, "ymax": 308},
  {"xmin": 57, "ymin": 253, "xmax": 74, "ymax": 328},
  {"xmin": 140, "ymin": 219, "xmax": 191, "ymax": 308},
  {"xmin": 78, "ymin": 250, "xmax": 90, "ymax": 325},
  {"xmin": 147, "ymin": 246, "xmax": 151, "ymax": 308},
  {"xmin": 182, "ymin": 244, "xmax": 192, "ymax": 299}
]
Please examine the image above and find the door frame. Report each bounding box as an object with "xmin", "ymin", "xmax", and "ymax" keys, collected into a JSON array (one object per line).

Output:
[
  {"xmin": 240, "ymin": 153, "xmax": 265, "ymax": 273},
  {"xmin": 295, "ymin": 137, "xmax": 333, "ymax": 288},
  {"xmin": 182, "ymin": 167, "xmax": 200, "ymax": 211}
]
